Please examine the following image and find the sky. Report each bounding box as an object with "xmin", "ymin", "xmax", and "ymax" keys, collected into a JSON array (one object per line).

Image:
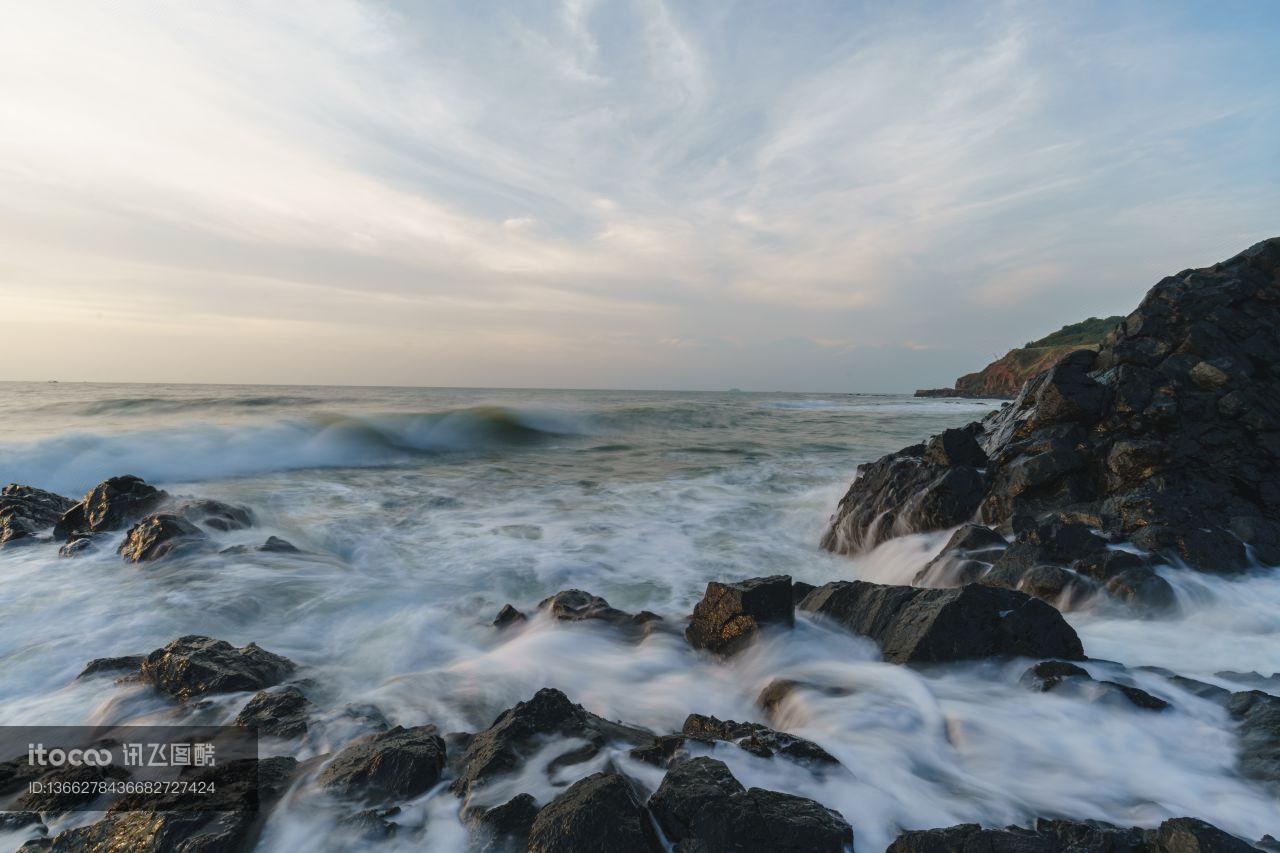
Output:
[{"xmin": 1, "ymin": 1, "xmax": 1277, "ymax": 391}]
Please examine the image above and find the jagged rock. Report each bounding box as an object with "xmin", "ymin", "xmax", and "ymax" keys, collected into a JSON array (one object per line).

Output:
[
  {"xmin": 0, "ymin": 485, "xmax": 75, "ymax": 547},
  {"xmin": 1228, "ymin": 689, "xmax": 1280, "ymax": 784},
  {"xmin": 887, "ymin": 816, "xmax": 1254, "ymax": 852},
  {"xmin": 54, "ymin": 475, "xmax": 167, "ymax": 541},
  {"xmin": 915, "ymin": 524, "xmax": 1009, "ymax": 586},
  {"xmin": 450, "ymin": 688, "xmax": 651, "ymax": 798},
  {"xmin": 526, "ymin": 772, "xmax": 658, "ymax": 853},
  {"xmin": 318, "ymin": 725, "xmax": 446, "ymax": 805},
  {"xmin": 234, "ymin": 685, "xmax": 309, "ymax": 738},
  {"xmin": 647, "ymin": 757, "xmax": 853, "ymax": 852},
  {"xmin": 681, "ymin": 714, "xmax": 839, "ymax": 766},
  {"xmin": 140, "ymin": 635, "xmax": 295, "ymax": 701},
  {"xmin": 57, "ymin": 537, "xmax": 95, "ymax": 558},
  {"xmin": 799, "ymin": 580, "xmax": 1084, "ymax": 664},
  {"xmin": 170, "ymin": 498, "xmax": 254, "ymax": 531},
  {"xmin": 1019, "ymin": 662, "xmax": 1169, "ymax": 711},
  {"xmin": 118, "ymin": 513, "xmax": 209, "ymax": 562},
  {"xmin": 466, "ymin": 793, "xmax": 540, "ymax": 853},
  {"xmin": 685, "ymin": 575, "xmax": 794, "ymax": 655},
  {"xmin": 821, "ymin": 428, "xmax": 990, "ymax": 553},
  {"xmin": 492, "ymin": 604, "xmax": 527, "ymax": 628},
  {"xmin": 537, "ymin": 589, "xmax": 662, "ymax": 636},
  {"xmin": 828, "ymin": 238, "xmax": 1280, "ymax": 586},
  {"xmin": 76, "ymin": 655, "xmax": 144, "ymax": 680}
]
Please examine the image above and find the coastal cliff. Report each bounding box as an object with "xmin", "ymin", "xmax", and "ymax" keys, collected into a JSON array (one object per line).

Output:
[{"xmin": 916, "ymin": 316, "xmax": 1123, "ymax": 399}]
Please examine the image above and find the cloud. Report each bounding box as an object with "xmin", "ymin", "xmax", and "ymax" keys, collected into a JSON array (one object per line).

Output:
[{"xmin": 0, "ymin": 0, "xmax": 1276, "ymax": 389}]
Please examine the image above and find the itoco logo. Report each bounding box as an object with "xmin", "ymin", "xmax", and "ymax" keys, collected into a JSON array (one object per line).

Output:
[{"xmin": 27, "ymin": 743, "xmax": 113, "ymax": 767}]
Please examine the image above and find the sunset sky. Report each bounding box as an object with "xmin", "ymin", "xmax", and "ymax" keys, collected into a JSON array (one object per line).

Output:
[{"xmin": 2, "ymin": 0, "xmax": 1277, "ymax": 390}]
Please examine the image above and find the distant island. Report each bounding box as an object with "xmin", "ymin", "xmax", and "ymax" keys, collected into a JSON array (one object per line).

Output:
[{"xmin": 915, "ymin": 315, "xmax": 1124, "ymax": 399}]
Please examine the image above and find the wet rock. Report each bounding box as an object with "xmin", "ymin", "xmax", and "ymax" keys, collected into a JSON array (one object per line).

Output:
[
  {"xmin": 318, "ymin": 725, "xmax": 446, "ymax": 805},
  {"xmin": 18, "ymin": 763, "xmax": 129, "ymax": 812},
  {"xmin": 234, "ymin": 685, "xmax": 309, "ymax": 738},
  {"xmin": 57, "ymin": 537, "xmax": 95, "ymax": 558},
  {"xmin": 1020, "ymin": 660, "xmax": 1090, "ymax": 691},
  {"xmin": 915, "ymin": 524, "xmax": 1009, "ymax": 586},
  {"xmin": 76, "ymin": 654, "xmax": 144, "ymax": 680},
  {"xmin": 1019, "ymin": 662, "xmax": 1169, "ymax": 711},
  {"xmin": 466, "ymin": 793, "xmax": 539, "ymax": 853},
  {"xmin": 685, "ymin": 575, "xmax": 794, "ymax": 655},
  {"xmin": 492, "ymin": 604, "xmax": 528, "ymax": 628},
  {"xmin": 118, "ymin": 513, "xmax": 209, "ymax": 562},
  {"xmin": 0, "ymin": 812, "xmax": 44, "ymax": 833},
  {"xmin": 1156, "ymin": 817, "xmax": 1258, "ymax": 852},
  {"xmin": 647, "ymin": 757, "xmax": 853, "ymax": 853},
  {"xmin": 337, "ymin": 807, "xmax": 400, "ymax": 840},
  {"xmin": 0, "ymin": 484, "xmax": 75, "ymax": 547},
  {"xmin": 526, "ymin": 772, "xmax": 658, "ymax": 853},
  {"xmin": 1227, "ymin": 689, "xmax": 1280, "ymax": 784},
  {"xmin": 220, "ymin": 536, "xmax": 301, "ymax": 556},
  {"xmin": 825, "ymin": 237, "xmax": 1280, "ymax": 584},
  {"xmin": 451, "ymin": 688, "xmax": 651, "ymax": 798},
  {"xmin": 54, "ymin": 475, "xmax": 167, "ymax": 541},
  {"xmin": 799, "ymin": 580, "xmax": 1084, "ymax": 664},
  {"xmin": 680, "ymin": 713, "xmax": 839, "ymax": 766},
  {"xmin": 537, "ymin": 589, "xmax": 662, "ymax": 637},
  {"xmin": 1103, "ymin": 567, "xmax": 1178, "ymax": 613},
  {"xmin": 140, "ymin": 635, "xmax": 295, "ymax": 701},
  {"xmin": 171, "ymin": 498, "xmax": 254, "ymax": 531},
  {"xmin": 887, "ymin": 816, "xmax": 1253, "ymax": 852}
]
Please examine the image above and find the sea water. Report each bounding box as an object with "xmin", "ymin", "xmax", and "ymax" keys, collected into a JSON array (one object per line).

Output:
[{"xmin": 0, "ymin": 382, "xmax": 1276, "ymax": 849}]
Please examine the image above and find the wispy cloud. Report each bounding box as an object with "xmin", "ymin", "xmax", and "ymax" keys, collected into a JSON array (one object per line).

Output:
[{"xmin": 0, "ymin": 0, "xmax": 1276, "ymax": 389}]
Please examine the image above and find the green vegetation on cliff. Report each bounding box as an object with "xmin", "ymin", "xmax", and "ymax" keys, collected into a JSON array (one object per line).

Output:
[{"xmin": 1025, "ymin": 316, "xmax": 1124, "ymax": 349}]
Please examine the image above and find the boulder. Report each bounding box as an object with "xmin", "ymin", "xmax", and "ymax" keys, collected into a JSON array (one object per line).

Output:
[
  {"xmin": 685, "ymin": 575, "xmax": 794, "ymax": 655},
  {"xmin": 466, "ymin": 793, "xmax": 540, "ymax": 853},
  {"xmin": 450, "ymin": 688, "xmax": 651, "ymax": 798},
  {"xmin": 317, "ymin": 725, "xmax": 446, "ymax": 805},
  {"xmin": 220, "ymin": 536, "xmax": 300, "ymax": 556},
  {"xmin": 139, "ymin": 635, "xmax": 295, "ymax": 701},
  {"xmin": 647, "ymin": 757, "xmax": 853, "ymax": 852},
  {"xmin": 0, "ymin": 485, "xmax": 75, "ymax": 547},
  {"xmin": 825, "ymin": 237, "xmax": 1280, "ymax": 585},
  {"xmin": 526, "ymin": 772, "xmax": 658, "ymax": 853},
  {"xmin": 234, "ymin": 685, "xmax": 309, "ymax": 738},
  {"xmin": 887, "ymin": 816, "xmax": 1254, "ymax": 852},
  {"xmin": 337, "ymin": 807, "xmax": 400, "ymax": 840},
  {"xmin": 76, "ymin": 655, "xmax": 144, "ymax": 680},
  {"xmin": 170, "ymin": 498, "xmax": 254, "ymax": 531},
  {"xmin": 117, "ymin": 513, "xmax": 209, "ymax": 562},
  {"xmin": 492, "ymin": 604, "xmax": 528, "ymax": 629},
  {"xmin": 799, "ymin": 581, "xmax": 1084, "ymax": 664},
  {"xmin": 538, "ymin": 589, "xmax": 662, "ymax": 637},
  {"xmin": 680, "ymin": 714, "xmax": 839, "ymax": 766},
  {"xmin": 1227, "ymin": 690, "xmax": 1280, "ymax": 784},
  {"xmin": 1019, "ymin": 662, "xmax": 1169, "ymax": 711},
  {"xmin": 57, "ymin": 537, "xmax": 96, "ymax": 558},
  {"xmin": 54, "ymin": 475, "xmax": 166, "ymax": 541}
]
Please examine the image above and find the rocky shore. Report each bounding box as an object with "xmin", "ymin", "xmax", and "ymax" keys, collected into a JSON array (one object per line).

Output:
[{"xmin": 1, "ymin": 238, "xmax": 1278, "ymax": 851}]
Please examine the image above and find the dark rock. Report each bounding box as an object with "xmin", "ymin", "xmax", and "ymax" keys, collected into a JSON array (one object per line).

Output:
[
  {"xmin": 681, "ymin": 713, "xmax": 839, "ymax": 766},
  {"xmin": 220, "ymin": 536, "xmax": 301, "ymax": 556},
  {"xmin": 0, "ymin": 484, "xmax": 75, "ymax": 547},
  {"xmin": 0, "ymin": 812, "xmax": 44, "ymax": 833},
  {"xmin": 140, "ymin": 635, "xmax": 295, "ymax": 701},
  {"xmin": 337, "ymin": 807, "xmax": 400, "ymax": 840},
  {"xmin": 926, "ymin": 428, "xmax": 990, "ymax": 469},
  {"xmin": 450, "ymin": 688, "xmax": 651, "ymax": 798},
  {"xmin": 1020, "ymin": 660, "xmax": 1090, "ymax": 691},
  {"xmin": 234, "ymin": 685, "xmax": 309, "ymax": 738},
  {"xmin": 526, "ymin": 772, "xmax": 658, "ymax": 853},
  {"xmin": 1157, "ymin": 817, "xmax": 1258, "ymax": 852},
  {"xmin": 915, "ymin": 524, "xmax": 1009, "ymax": 586},
  {"xmin": 57, "ymin": 537, "xmax": 95, "ymax": 558},
  {"xmin": 467, "ymin": 793, "xmax": 539, "ymax": 853},
  {"xmin": 76, "ymin": 655, "xmax": 144, "ymax": 680},
  {"xmin": 887, "ymin": 816, "xmax": 1253, "ymax": 852},
  {"xmin": 827, "ymin": 237, "xmax": 1280, "ymax": 584},
  {"xmin": 685, "ymin": 575, "xmax": 794, "ymax": 656},
  {"xmin": 537, "ymin": 589, "xmax": 661, "ymax": 637},
  {"xmin": 318, "ymin": 725, "xmax": 446, "ymax": 805},
  {"xmin": 799, "ymin": 580, "xmax": 1084, "ymax": 664},
  {"xmin": 118, "ymin": 513, "xmax": 209, "ymax": 562},
  {"xmin": 171, "ymin": 498, "xmax": 254, "ymax": 531},
  {"xmin": 492, "ymin": 604, "xmax": 528, "ymax": 628},
  {"xmin": 18, "ymin": 763, "xmax": 129, "ymax": 812},
  {"xmin": 54, "ymin": 475, "xmax": 166, "ymax": 541},
  {"xmin": 647, "ymin": 757, "xmax": 853, "ymax": 853},
  {"xmin": 1097, "ymin": 681, "xmax": 1171, "ymax": 712},
  {"xmin": 791, "ymin": 580, "xmax": 817, "ymax": 603},
  {"xmin": 1227, "ymin": 689, "xmax": 1280, "ymax": 784}
]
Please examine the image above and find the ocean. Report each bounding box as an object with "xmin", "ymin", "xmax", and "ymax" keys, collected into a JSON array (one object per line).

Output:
[{"xmin": 0, "ymin": 382, "xmax": 1276, "ymax": 849}]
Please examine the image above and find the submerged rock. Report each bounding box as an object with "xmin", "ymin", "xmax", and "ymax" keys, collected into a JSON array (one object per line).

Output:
[
  {"xmin": 538, "ymin": 589, "xmax": 662, "ymax": 636},
  {"xmin": 221, "ymin": 536, "xmax": 301, "ymax": 556},
  {"xmin": 0, "ymin": 484, "xmax": 75, "ymax": 547},
  {"xmin": 1019, "ymin": 661, "xmax": 1170, "ymax": 711},
  {"xmin": 887, "ymin": 816, "xmax": 1254, "ymax": 852},
  {"xmin": 492, "ymin": 604, "xmax": 528, "ymax": 629},
  {"xmin": 234, "ymin": 685, "xmax": 310, "ymax": 738},
  {"xmin": 680, "ymin": 714, "xmax": 839, "ymax": 766},
  {"xmin": 915, "ymin": 524, "xmax": 1009, "ymax": 586},
  {"xmin": 647, "ymin": 757, "xmax": 853, "ymax": 852},
  {"xmin": 318, "ymin": 725, "xmax": 446, "ymax": 805},
  {"xmin": 170, "ymin": 498, "xmax": 254, "ymax": 531},
  {"xmin": 54, "ymin": 475, "xmax": 167, "ymax": 541},
  {"xmin": 1228, "ymin": 689, "xmax": 1280, "ymax": 784},
  {"xmin": 57, "ymin": 537, "xmax": 95, "ymax": 558},
  {"xmin": 140, "ymin": 635, "xmax": 295, "ymax": 701},
  {"xmin": 526, "ymin": 772, "xmax": 658, "ymax": 853},
  {"xmin": 685, "ymin": 575, "xmax": 794, "ymax": 655},
  {"xmin": 76, "ymin": 654, "xmax": 144, "ymax": 680},
  {"xmin": 799, "ymin": 580, "xmax": 1084, "ymax": 664},
  {"xmin": 118, "ymin": 513, "xmax": 209, "ymax": 562},
  {"xmin": 450, "ymin": 688, "xmax": 651, "ymax": 798},
  {"xmin": 825, "ymin": 237, "xmax": 1280, "ymax": 589}
]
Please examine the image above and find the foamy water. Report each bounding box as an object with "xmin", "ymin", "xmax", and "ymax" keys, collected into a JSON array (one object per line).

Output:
[{"xmin": 0, "ymin": 382, "xmax": 1275, "ymax": 850}]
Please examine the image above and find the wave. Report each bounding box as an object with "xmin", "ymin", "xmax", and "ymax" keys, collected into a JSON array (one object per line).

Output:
[
  {"xmin": 0, "ymin": 407, "xmax": 585, "ymax": 495},
  {"xmin": 73, "ymin": 394, "xmax": 327, "ymax": 416}
]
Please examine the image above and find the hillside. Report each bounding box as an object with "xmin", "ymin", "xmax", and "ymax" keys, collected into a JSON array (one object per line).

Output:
[{"xmin": 916, "ymin": 316, "xmax": 1123, "ymax": 399}]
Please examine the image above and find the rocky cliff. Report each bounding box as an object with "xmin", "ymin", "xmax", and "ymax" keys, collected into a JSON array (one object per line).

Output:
[
  {"xmin": 917, "ymin": 316, "xmax": 1123, "ymax": 399},
  {"xmin": 828, "ymin": 237, "xmax": 1280, "ymax": 609}
]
